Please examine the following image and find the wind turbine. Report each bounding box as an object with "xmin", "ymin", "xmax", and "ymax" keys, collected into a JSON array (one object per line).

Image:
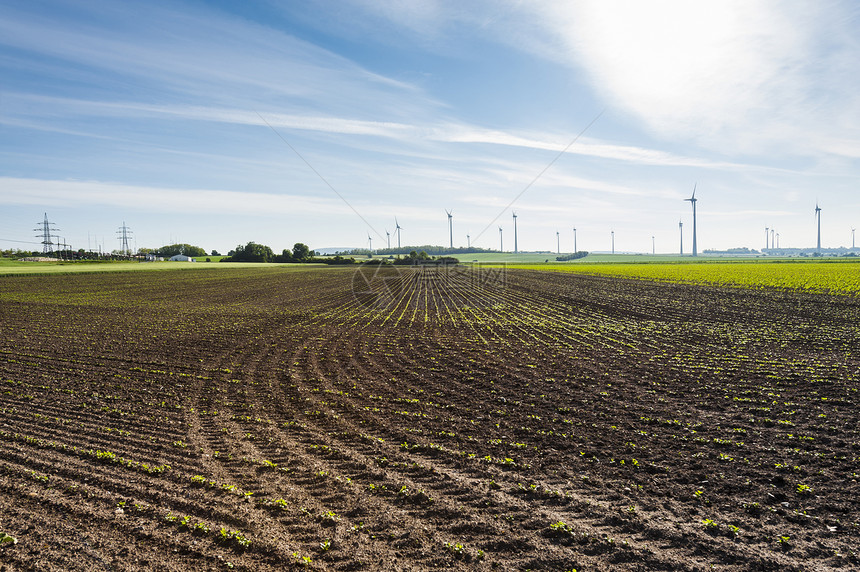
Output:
[
  {"xmin": 367, "ymin": 233, "xmax": 372, "ymax": 253},
  {"xmin": 684, "ymin": 184, "xmax": 698, "ymax": 256},
  {"xmin": 499, "ymin": 226, "xmax": 503, "ymax": 252},
  {"xmin": 610, "ymin": 230, "xmax": 615, "ymax": 254},
  {"xmin": 512, "ymin": 211, "xmax": 518, "ymax": 253},
  {"xmin": 395, "ymin": 218, "xmax": 403, "ymax": 249},
  {"xmin": 679, "ymin": 219, "xmax": 683, "ymax": 255},
  {"xmin": 765, "ymin": 227, "xmax": 769, "ymax": 250},
  {"xmin": 815, "ymin": 203, "xmax": 822, "ymax": 252},
  {"xmin": 652, "ymin": 235, "xmax": 655, "ymax": 255},
  {"xmin": 776, "ymin": 232, "xmax": 780, "ymax": 249},
  {"xmin": 446, "ymin": 209, "xmax": 453, "ymax": 250},
  {"xmin": 466, "ymin": 234, "xmax": 471, "ymax": 248},
  {"xmin": 852, "ymin": 227, "xmax": 856, "ymax": 249},
  {"xmin": 556, "ymin": 231, "xmax": 560, "ymax": 254},
  {"xmin": 771, "ymin": 228, "xmax": 775, "ymax": 250},
  {"xmin": 573, "ymin": 227, "xmax": 577, "ymax": 253},
  {"xmin": 385, "ymin": 229, "xmax": 391, "ymax": 249}
]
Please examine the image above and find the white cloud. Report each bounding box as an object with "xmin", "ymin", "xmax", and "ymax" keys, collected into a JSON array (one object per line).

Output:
[
  {"xmin": 529, "ymin": 1, "xmax": 860, "ymax": 157},
  {"xmin": 0, "ymin": 1, "xmax": 428, "ymax": 119},
  {"xmin": 288, "ymin": 1, "xmax": 860, "ymax": 162},
  {"xmin": 0, "ymin": 177, "xmax": 451, "ymax": 234},
  {"xmin": 0, "ymin": 177, "xmax": 350, "ymax": 216},
  {"xmin": 5, "ymin": 91, "xmax": 772, "ymax": 173},
  {"xmin": 545, "ymin": 3, "xmax": 795, "ymax": 132}
]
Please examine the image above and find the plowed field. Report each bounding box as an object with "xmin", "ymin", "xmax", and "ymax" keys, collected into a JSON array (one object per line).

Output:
[{"xmin": 0, "ymin": 266, "xmax": 858, "ymax": 571}]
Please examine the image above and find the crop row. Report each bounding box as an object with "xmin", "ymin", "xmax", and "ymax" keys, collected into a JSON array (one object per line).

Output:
[{"xmin": 0, "ymin": 266, "xmax": 858, "ymax": 570}]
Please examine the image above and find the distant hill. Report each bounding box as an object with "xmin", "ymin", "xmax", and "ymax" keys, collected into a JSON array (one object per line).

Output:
[{"xmin": 314, "ymin": 247, "xmax": 354, "ymax": 255}]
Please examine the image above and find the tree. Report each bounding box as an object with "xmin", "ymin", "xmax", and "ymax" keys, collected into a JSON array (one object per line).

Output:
[
  {"xmin": 273, "ymin": 248, "xmax": 293, "ymax": 263},
  {"xmin": 226, "ymin": 241, "xmax": 275, "ymax": 262},
  {"xmin": 403, "ymin": 250, "xmax": 430, "ymax": 262},
  {"xmin": 156, "ymin": 243, "xmax": 207, "ymax": 257},
  {"xmin": 292, "ymin": 243, "xmax": 311, "ymax": 262}
]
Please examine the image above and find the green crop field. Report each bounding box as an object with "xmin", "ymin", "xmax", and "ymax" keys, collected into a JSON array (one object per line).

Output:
[{"xmin": 504, "ymin": 259, "xmax": 860, "ymax": 294}]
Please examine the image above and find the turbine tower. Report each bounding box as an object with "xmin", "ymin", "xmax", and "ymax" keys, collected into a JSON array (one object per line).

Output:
[
  {"xmin": 499, "ymin": 226, "xmax": 503, "ymax": 252},
  {"xmin": 466, "ymin": 234, "xmax": 471, "ymax": 248},
  {"xmin": 512, "ymin": 211, "xmax": 518, "ymax": 253},
  {"xmin": 446, "ymin": 209, "xmax": 453, "ymax": 250},
  {"xmin": 684, "ymin": 184, "xmax": 698, "ymax": 256},
  {"xmin": 765, "ymin": 227, "xmax": 769, "ymax": 250},
  {"xmin": 367, "ymin": 233, "xmax": 372, "ymax": 253},
  {"xmin": 556, "ymin": 231, "xmax": 560, "ymax": 254},
  {"xmin": 395, "ymin": 218, "xmax": 403, "ymax": 249},
  {"xmin": 611, "ymin": 230, "xmax": 615, "ymax": 254},
  {"xmin": 815, "ymin": 203, "xmax": 821, "ymax": 252},
  {"xmin": 652, "ymin": 235, "xmax": 655, "ymax": 255},
  {"xmin": 573, "ymin": 227, "xmax": 577, "ymax": 253},
  {"xmin": 852, "ymin": 227, "xmax": 856, "ymax": 249},
  {"xmin": 385, "ymin": 229, "xmax": 391, "ymax": 249},
  {"xmin": 679, "ymin": 219, "xmax": 683, "ymax": 255}
]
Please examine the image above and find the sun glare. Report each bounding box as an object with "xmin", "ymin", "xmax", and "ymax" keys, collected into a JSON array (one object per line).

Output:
[{"xmin": 558, "ymin": 1, "xmax": 796, "ymax": 138}]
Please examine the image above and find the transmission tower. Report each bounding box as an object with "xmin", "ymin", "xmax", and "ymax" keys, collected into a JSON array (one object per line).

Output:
[
  {"xmin": 34, "ymin": 213, "xmax": 59, "ymax": 255},
  {"xmin": 117, "ymin": 221, "xmax": 133, "ymax": 256}
]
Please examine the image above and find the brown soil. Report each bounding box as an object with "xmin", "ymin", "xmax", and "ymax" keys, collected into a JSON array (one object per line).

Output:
[{"xmin": 0, "ymin": 266, "xmax": 857, "ymax": 571}]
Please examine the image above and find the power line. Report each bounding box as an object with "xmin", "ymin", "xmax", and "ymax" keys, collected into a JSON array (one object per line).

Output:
[
  {"xmin": 256, "ymin": 112, "xmax": 384, "ymax": 241},
  {"xmin": 474, "ymin": 109, "xmax": 604, "ymax": 244},
  {"xmin": 0, "ymin": 238, "xmax": 42, "ymax": 245}
]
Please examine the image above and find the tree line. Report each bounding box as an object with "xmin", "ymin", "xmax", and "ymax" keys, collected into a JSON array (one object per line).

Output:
[
  {"xmin": 340, "ymin": 245, "xmax": 492, "ymax": 256},
  {"xmin": 221, "ymin": 243, "xmax": 459, "ymax": 266},
  {"xmin": 555, "ymin": 251, "xmax": 589, "ymax": 261},
  {"xmin": 2, "ymin": 242, "xmax": 459, "ymax": 266},
  {"xmin": 221, "ymin": 242, "xmax": 354, "ymax": 265},
  {"xmin": 223, "ymin": 242, "xmax": 312, "ymax": 263},
  {"xmin": 138, "ymin": 244, "xmax": 210, "ymax": 258}
]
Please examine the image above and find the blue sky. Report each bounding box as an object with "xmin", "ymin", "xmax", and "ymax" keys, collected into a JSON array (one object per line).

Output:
[{"xmin": 2, "ymin": 0, "xmax": 859, "ymax": 254}]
